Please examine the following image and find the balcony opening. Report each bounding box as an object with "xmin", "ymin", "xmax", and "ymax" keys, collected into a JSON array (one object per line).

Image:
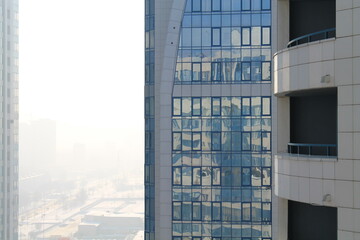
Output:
[
  {"xmin": 289, "ymin": 88, "xmax": 337, "ymax": 156},
  {"xmin": 288, "ymin": 200, "xmax": 337, "ymax": 240},
  {"xmin": 289, "ymin": 0, "xmax": 335, "ymax": 47}
]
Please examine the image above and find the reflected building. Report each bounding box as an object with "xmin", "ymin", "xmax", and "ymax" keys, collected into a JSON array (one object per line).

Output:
[
  {"xmin": 0, "ymin": 0, "xmax": 19, "ymax": 239},
  {"xmin": 145, "ymin": 0, "xmax": 272, "ymax": 239}
]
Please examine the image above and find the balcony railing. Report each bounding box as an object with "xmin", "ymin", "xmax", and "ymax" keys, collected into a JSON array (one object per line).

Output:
[
  {"xmin": 288, "ymin": 143, "xmax": 337, "ymax": 157},
  {"xmin": 287, "ymin": 28, "xmax": 336, "ymax": 48}
]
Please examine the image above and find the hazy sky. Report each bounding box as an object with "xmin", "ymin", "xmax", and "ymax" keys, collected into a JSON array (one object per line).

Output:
[{"xmin": 19, "ymin": 0, "xmax": 144, "ymax": 172}]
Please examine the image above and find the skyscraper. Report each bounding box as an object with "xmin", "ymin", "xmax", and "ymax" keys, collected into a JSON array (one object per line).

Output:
[
  {"xmin": 0, "ymin": 0, "xmax": 19, "ymax": 239},
  {"xmin": 273, "ymin": 0, "xmax": 359, "ymax": 239},
  {"xmin": 145, "ymin": 0, "xmax": 359, "ymax": 239},
  {"xmin": 145, "ymin": 0, "xmax": 272, "ymax": 239}
]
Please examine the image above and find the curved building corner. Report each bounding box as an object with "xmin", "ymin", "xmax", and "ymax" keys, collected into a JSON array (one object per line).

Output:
[{"xmin": 273, "ymin": 0, "xmax": 360, "ymax": 239}]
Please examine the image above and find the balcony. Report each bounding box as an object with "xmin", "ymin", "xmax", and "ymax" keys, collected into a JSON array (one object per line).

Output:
[
  {"xmin": 288, "ymin": 143, "xmax": 337, "ymax": 157},
  {"xmin": 274, "ymin": 38, "xmax": 337, "ymax": 95},
  {"xmin": 287, "ymin": 28, "xmax": 336, "ymax": 48},
  {"xmin": 289, "ymin": 0, "xmax": 335, "ymax": 48},
  {"xmin": 274, "ymin": 88, "xmax": 337, "ymax": 204}
]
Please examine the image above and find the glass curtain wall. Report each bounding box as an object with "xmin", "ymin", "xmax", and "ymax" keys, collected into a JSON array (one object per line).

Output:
[
  {"xmin": 145, "ymin": 0, "xmax": 155, "ymax": 239},
  {"xmin": 171, "ymin": 0, "xmax": 272, "ymax": 239}
]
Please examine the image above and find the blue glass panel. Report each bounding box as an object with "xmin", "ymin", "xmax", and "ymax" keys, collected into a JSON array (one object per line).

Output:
[
  {"xmin": 193, "ymin": 202, "xmax": 202, "ymax": 220},
  {"xmin": 173, "ymin": 167, "xmax": 182, "ymax": 185},
  {"xmin": 231, "ymin": 28, "xmax": 241, "ymax": 46},
  {"xmin": 212, "ymin": 167, "xmax": 221, "ymax": 185},
  {"xmin": 241, "ymin": 0, "xmax": 250, "ymax": 10},
  {"xmin": 212, "ymin": 0, "xmax": 221, "ymax": 11},
  {"xmin": 241, "ymin": 62, "xmax": 251, "ymax": 81},
  {"xmin": 192, "ymin": 15, "xmax": 202, "ymax": 27},
  {"xmin": 202, "ymin": 167, "xmax": 212, "ymax": 185},
  {"xmin": 222, "ymin": 14, "xmax": 231, "ymax": 26},
  {"xmin": 242, "ymin": 13, "xmax": 251, "ymax": 26},
  {"xmin": 262, "ymin": 27, "xmax": 271, "ymax": 45},
  {"xmin": 212, "ymin": 202, "xmax": 221, "ymax": 221},
  {"xmin": 183, "ymin": 15, "xmax": 192, "ymax": 27},
  {"xmin": 251, "ymin": 14, "xmax": 261, "ymax": 26},
  {"xmin": 232, "ymin": 202, "xmax": 241, "ymax": 221},
  {"xmin": 182, "ymin": 202, "xmax": 192, "ymax": 220},
  {"xmin": 182, "ymin": 28, "xmax": 192, "ymax": 47},
  {"xmin": 173, "ymin": 223, "xmax": 182, "ymax": 236},
  {"xmin": 173, "ymin": 202, "xmax": 182, "ymax": 220},
  {"xmin": 262, "ymin": 13, "xmax": 271, "ymax": 25},
  {"xmin": 262, "ymin": 0, "xmax": 271, "ymax": 10},
  {"xmin": 252, "ymin": 0, "xmax": 261, "ymax": 10},
  {"xmin": 212, "ymin": 28, "xmax": 221, "ymax": 46},
  {"xmin": 202, "ymin": 0, "xmax": 212, "ymax": 11},
  {"xmin": 242, "ymin": 167, "xmax": 251, "ymax": 186},
  {"xmin": 212, "ymin": 153, "xmax": 222, "ymax": 166},
  {"xmin": 222, "ymin": 167, "xmax": 232, "ymax": 186},
  {"xmin": 202, "ymin": 202, "xmax": 212, "ymax": 220},
  {"xmin": 232, "ymin": 0, "xmax": 241, "ymax": 11},
  {"xmin": 192, "ymin": 0, "xmax": 202, "ymax": 11}
]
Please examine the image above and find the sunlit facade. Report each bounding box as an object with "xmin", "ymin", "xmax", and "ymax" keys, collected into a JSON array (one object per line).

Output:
[
  {"xmin": 145, "ymin": 0, "xmax": 273, "ymax": 239},
  {"xmin": 0, "ymin": 0, "xmax": 19, "ymax": 239},
  {"xmin": 273, "ymin": 0, "xmax": 360, "ymax": 239}
]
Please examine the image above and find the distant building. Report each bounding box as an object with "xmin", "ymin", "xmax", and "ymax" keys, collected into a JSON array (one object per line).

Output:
[
  {"xmin": 75, "ymin": 212, "xmax": 142, "ymax": 239},
  {"xmin": 0, "ymin": 0, "xmax": 19, "ymax": 238}
]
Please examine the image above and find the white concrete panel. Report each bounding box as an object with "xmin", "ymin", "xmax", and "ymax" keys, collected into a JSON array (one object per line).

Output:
[
  {"xmin": 309, "ymin": 178, "xmax": 323, "ymax": 204},
  {"xmin": 338, "ymin": 105, "xmax": 353, "ymax": 132},
  {"xmin": 339, "ymin": 207, "xmax": 355, "ymax": 232},
  {"xmin": 290, "ymin": 176, "xmax": 299, "ymax": 200},
  {"xmin": 323, "ymin": 179, "xmax": 335, "ymax": 205},
  {"xmin": 354, "ymin": 105, "xmax": 360, "ymax": 132},
  {"xmin": 335, "ymin": 58, "xmax": 353, "ymax": 86},
  {"xmin": 338, "ymin": 132, "xmax": 354, "ymax": 160},
  {"xmin": 354, "ymin": 37, "xmax": 360, "ymax": 57},
  {"xmin": 338, "ymin": 230, "xmax": 355, "ymax": 240},
  {"xmin": 339, "ymin": 86, "xmax": 354, "ymax": 105},
  {"xmin": 354, "ymin": 161, "xmax": 360, "ymax": 181},
  {"xmin": 309, "ymin": 43, "xmax": 322, "ymax": 62},
  {"xmin": 297, "ymin": 45, "xmax": 309, "ymax": 65},
  {"xmin": 335, "ymin": 180, "xmax": 354, "ymax": 207},
  {"xmin": 335, "ymin": 37, "xmax": 353, "ymax": 59},
  {"xmin": 354, "ymin": 0, "xmax": 360, "ymax": 7},
  {"xmin": 335, "ymin": 159, "xmax": 354, "ymax": 180},
  {"xmin": 354, "ymin": 182, "xmax": 360, "ymax": 208},
  {"xmin": 353, "ymin": 85, "xmax": 360, "ymax": 104},
  {"xmin": 298, "ymin": 177, "xmax": 310, "ymax": 203},
  {"xmin": 297, "ymin": 160, "xmax": 310, "ymax": 178},
  {"xmin": 323, "ymin": 161, "xmax": 336, "ymax": 179},
  {"xmin": 336, "ymin": 10, "xmax": 353, "ymax": 37},
  {"xmin": 308, "ymin": 62, "xmax": 322, "ymax": 89},
  {"xmin": 322, "ymin": 40, "xmax": 335, "ymax": 61},
  {"xmin": 309, "ymin": 161, "xmax": 322, "ymax": 179},
  {"xmin": 353, "ymin": 7, "xmax": 360, "ymax": 35},
  {"xmin": 336, "ymin": 0, "xmax": 353, "ymax": 10},
  {"xmin": 354, "ymin": 209, "xmax": 360, "ymax": 232},
  {"xmin": 354, "ymin": 133, "xmax": 360, "ymax": 159}
]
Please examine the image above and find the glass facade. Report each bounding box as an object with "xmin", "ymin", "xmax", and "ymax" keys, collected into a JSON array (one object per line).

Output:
[
  {"xmin": 144, "ymin": 0, "xmax": 272, "ymax": 239},
  {"xmin": 171, "ymin": 97, "xmax": 272, "ymax": 239},
  {"xmin": 145, "ymin": 0, "xmax": 155, "ymax": 239},
  {"xmin": 171, "ymin": 0, "xmax": 272, "ymax": 239},
  {"xmin": 175, "ymin": 0, "xmax": 271, "ymax": 84}
]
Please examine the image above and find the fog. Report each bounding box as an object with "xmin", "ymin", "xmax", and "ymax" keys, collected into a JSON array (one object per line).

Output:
[{"xmin": 19, "ymin": 0, "xmax": 144, "ymax": 239}]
